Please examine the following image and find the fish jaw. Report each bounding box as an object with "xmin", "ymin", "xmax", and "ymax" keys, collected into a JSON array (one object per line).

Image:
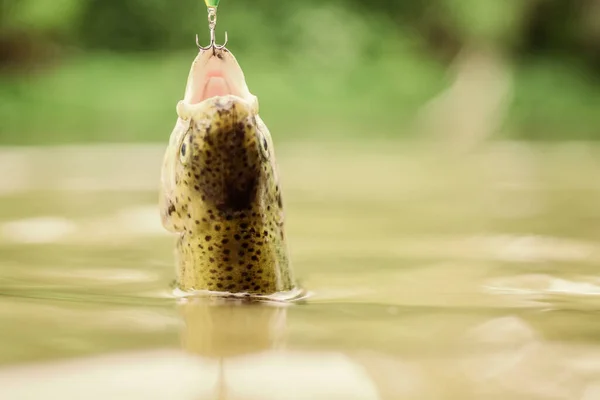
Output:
[{"xmin": 183, "ymin": 47, "xmax": 258, "ymax": 114}]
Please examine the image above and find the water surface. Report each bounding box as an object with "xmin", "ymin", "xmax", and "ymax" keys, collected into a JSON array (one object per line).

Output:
[{"xmin": 0, "ymin": 142, "xmax": 599, "ymax": 399}]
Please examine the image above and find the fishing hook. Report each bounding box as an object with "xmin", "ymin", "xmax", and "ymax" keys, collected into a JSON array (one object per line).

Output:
[{"xmin": 196, "ymin": 7, "xmax": 228, "ymax": 51}]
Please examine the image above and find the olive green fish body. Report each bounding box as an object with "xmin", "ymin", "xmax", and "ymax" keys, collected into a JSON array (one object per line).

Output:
[{"xmin": 160, "ymin": 49, "xmax": 295, "ymax": 296}]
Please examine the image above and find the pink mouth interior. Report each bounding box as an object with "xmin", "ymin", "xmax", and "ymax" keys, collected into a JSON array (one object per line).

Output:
[
  {"xmin": 189, "ymin": 69, "xmax": 233, "ymax": 104},
  {"xmin": 204, "ymin": 76, "xmax": 231, "ymax": 99}
]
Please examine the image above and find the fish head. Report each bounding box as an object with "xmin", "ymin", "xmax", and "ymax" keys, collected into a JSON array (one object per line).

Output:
[{"xmin": 160, "ymin": 47, "xmax": 279, "ymax": 233}]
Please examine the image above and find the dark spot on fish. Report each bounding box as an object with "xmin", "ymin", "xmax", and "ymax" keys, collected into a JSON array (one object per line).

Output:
[
  {"xmin": 205, "ymin": 235, "xmax": 212, "ymax": 241},
  {"xmin": 214, "ymin": 225, "xmax": 221, "ymax": 231}
]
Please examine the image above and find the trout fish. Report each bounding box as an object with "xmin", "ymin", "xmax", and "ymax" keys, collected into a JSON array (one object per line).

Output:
[{"xmin": 159, "ymin": 46, "xmax": 297, "ymax": 297}]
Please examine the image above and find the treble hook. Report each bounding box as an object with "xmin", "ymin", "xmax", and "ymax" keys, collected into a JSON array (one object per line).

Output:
[{"xmin": 196, "ymin": 7, "xmax": 228, "ymax": 51}]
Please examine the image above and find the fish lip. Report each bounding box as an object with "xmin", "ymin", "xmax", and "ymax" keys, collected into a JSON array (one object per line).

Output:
[
  {"xmin": 177, "ymin": 94, "xmax": 254, "ymax": 118},
  {"xmin": 175, "ymin": 94, "xmax": 259, "ymax": 131}
]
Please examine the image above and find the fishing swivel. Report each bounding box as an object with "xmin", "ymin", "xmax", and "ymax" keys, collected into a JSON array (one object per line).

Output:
[{"xmin": 196, "ymin": 6, "xmax": 228, "ymax": 52}]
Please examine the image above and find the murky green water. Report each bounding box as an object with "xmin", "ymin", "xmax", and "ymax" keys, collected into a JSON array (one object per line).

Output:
[{"xmin": 0, "ymin": 142, "xmax": 599, "ymax": 399}]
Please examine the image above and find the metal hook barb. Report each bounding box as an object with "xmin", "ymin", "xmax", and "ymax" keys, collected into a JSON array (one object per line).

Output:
[{"xmin": 196, "ymin": 7, "xmax": 228, "ymax": 51}]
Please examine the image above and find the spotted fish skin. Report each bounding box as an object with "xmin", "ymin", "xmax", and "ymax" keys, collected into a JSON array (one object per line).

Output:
[{"xmin": 160, "ymin": 48, "xmax": 295, "ymax": 295}]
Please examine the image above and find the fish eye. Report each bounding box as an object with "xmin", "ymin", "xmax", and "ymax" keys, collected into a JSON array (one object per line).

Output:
[
  {"xmin": 256, "ymin": 126, "xmax": 270, "ymax": 161},
  {"xmin": 179, "ymin": 130, "xmax": 193, "ymax": 164}
]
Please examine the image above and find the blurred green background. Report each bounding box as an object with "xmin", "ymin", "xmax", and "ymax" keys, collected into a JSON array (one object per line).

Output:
[{"xmin": 0, "ymin": 0, "xmax": 598, "ymax": 145}]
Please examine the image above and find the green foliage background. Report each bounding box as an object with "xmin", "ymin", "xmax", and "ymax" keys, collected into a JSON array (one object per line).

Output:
[{"xmin": 0, "ymin": 0, "xmax": 598, "ymax": 144}]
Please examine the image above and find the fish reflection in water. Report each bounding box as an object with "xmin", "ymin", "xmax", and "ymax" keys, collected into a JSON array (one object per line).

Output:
[
  {"xmin": 1, "ymin": 296, "xmax": 600, "ymax": 399},
  {"xmin": 178, "ymin": 298, "xmax": 382, "ymax": 400},
  {"xmin": 0, "ymin": 298, "xmax": 383, "ymax": 400}
]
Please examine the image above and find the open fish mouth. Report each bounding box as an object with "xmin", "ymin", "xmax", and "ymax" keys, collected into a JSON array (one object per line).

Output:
[
  {"xmin": 184, "ymin": 48, "xmax": 254, "ymax": 106},
  {"xmin": 202, "ymin": 76, "xmax": 231, "ymax": 100}
]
